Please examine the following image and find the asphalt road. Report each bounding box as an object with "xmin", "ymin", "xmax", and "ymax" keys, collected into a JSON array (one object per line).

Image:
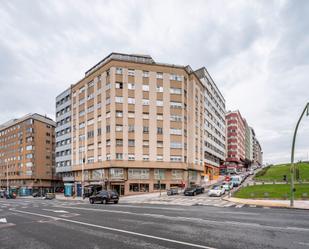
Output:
[{"xmin": 0, "ymin": 198, "xmax": 308, "ymax": 249}]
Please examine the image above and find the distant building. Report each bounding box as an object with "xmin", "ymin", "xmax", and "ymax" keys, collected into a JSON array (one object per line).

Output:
[
  {"xmin": 55, "ymin": 88, "xmax": 73, "ymax": 196},
  {"xmin": 195, "ymin": 67, "xmax": 226, "ymax": 180},
  {"xmin": 0, "ymin": 114, "xmax": 57, "ymax": 195},
  {"xmin": 225, "ymin": 110, "xmax": 246, "ymax": 173}
]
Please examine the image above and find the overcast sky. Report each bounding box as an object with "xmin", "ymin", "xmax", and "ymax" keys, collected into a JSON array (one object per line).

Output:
[{"xmin": 0, "ymin": 0, "xmax": 308, "ymax": 164}]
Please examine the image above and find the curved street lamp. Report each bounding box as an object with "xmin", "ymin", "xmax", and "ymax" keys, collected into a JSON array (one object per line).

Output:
[{"xmin": 290, "ymin": 102, "xmax": 309, "ymax": 207}]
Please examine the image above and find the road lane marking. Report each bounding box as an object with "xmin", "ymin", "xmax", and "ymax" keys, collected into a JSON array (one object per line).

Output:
[
  {"xmin": 42, "ymin": 209, "xmax": 69, "ymax": 213},
  {"xmin": 10, "ymin": 209, "xmax": 217, "ymax": 249},
  {"xmin": 0, "ymin": 218, "xmax": 7, "ymax": 223}
]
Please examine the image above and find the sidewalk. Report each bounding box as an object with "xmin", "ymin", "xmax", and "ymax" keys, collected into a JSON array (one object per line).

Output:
[{"xmin": 223, "ymin": 196, "xmax": 309, "ymax": 210}]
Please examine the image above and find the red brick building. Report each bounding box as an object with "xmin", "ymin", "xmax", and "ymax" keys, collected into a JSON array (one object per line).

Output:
[{"xmin": 224, "ymin": 110, "xmax": 246, "ymax": 173}]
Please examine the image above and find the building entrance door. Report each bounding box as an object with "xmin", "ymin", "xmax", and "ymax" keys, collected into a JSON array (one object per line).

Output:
[{"xmin": 111, "ymin": 184, "xmax": 125, "ymax": 196}]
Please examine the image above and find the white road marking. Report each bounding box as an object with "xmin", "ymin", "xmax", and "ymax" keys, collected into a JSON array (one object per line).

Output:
[
  {"xmin": 298, "ymin": 241, "xmax": 309, "ymax": 246},
  {"xmin": 42, "ymin": 209, "xmax": 69, "ymax": 213},
  {"xmin": 0, "ymin": 218, "xmax": 7, "ymax": 223},
  {"xmin": 10, "ymin": 209, "xmax": 217, "ymax": 249}
]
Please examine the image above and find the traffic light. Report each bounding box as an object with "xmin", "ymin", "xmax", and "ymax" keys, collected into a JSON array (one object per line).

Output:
[{"xmin": 283, "ymin": 175, "xmax": 287, "ymax": 182}]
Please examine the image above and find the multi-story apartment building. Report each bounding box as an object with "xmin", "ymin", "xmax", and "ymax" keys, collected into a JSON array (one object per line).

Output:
[
  {"xmin": 55, "ymin": 88, "xmax": 74, "ymax": 195},
  {"xmin": 0, "ymin": 114, "xmax": 56, "ymax": 195},
  {"xmin": 195, "ymin": 67, "xmax": 226, "ymax": 180},
  {"xmin": 225, "ymin": 110, "xmax": 246, "ymax": 173},
  {"xmin": 57, "ymin": 52, "xmax": 226, "ymax": 196},
  {"xmin": 253, "ymin": 137, "xmax": 263, "ymax": 166}
]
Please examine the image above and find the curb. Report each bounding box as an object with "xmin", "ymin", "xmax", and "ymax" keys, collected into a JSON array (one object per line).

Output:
[{"xmin": 223, "ymin": 196, "xmax": 309, "ymax": 210}]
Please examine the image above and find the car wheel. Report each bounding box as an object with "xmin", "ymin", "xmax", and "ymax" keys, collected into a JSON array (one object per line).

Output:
[
  {"xmin": 114, "ymin": 200, "xmax": 118, "ymax": 204},
  {"xmin": 193, "ymin": 192, "xmax": 196, "ymax": 196},
  {"xmin": 102, "ymin": 199, "xmax": 107, "ymax": 204},
  {"xmin": 90, "ymin": 199, "xmax": 94, "ymax": 204}
]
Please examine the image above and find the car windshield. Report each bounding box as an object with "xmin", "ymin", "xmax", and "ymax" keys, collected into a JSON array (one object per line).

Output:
[
  {"xmin": 186, "ymin": 188, "xmax": 194, "ymax": 191},
  {"xmin": 212, "ymin": 186, "xmax": 220, "ymax": 190}
]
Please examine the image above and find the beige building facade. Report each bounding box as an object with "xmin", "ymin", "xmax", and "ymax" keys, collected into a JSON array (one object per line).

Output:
[
  {"xmin": 59, "ymin": 53, "xmax": 225, "ymax": 196},
  {"xmin": 0, "ymin": 114, "xmax": 56, "ymax": 195}
]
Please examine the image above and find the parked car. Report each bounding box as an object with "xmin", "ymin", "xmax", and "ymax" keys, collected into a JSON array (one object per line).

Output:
[
  {"xmin": 167, "ymin": 187, "xmax": 179, "ymax": 196},
  {"xmin": 89, "ymin": 190, "xmax": 119, "ymax": 204},
  {"xmin": 222, "ymin": 182, "xmax": 233, "ymax": 191},
  {"xmin": 231, "ymin": 175, "xmax": 242, "ymax": 187},
  {"xmin": 32, "ymin": 192, "xmax": 45, "ymax": 198},
  {"xmin": 184, "ymin": 185, "xmax": 204, "ymax": 196},
  {"xmin": 249, "ymin": 170, "xmax": 254, "ymax": 175},
  {"xmin": 224, "ymin": 176, "xmax": 231, "ymax": 182},
  {"xmin": 45, "ymin": 193, "xmax": 55, "ymax": 200},
  {"xmin": 0, "ymin": 190, "xmax": 5, "ymax": 198},
  {"xmin": 208, "ymin": 185, "xmax": 225, "ymax": 197}
]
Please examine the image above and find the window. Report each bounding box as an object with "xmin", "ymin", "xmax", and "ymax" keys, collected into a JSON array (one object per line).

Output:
[
  {"xmin": 156, "ymin": 86, "xmax": 163, "ymax": 92},
  {"xmin": 143, "ymin": 126, "xmax": 149, "ymax": 133},
  {"xmin": 106, "ymin": 111, "xmax": 111, "ymax": 118},
  {"xmin": 116, "ymin": 153, "xmax": 123, "ymax": 160},
  {"xmin": 106, "ymin": 154, "xmax": 111, "ymax": 160},
  {"xmin": 142, "ymin": 99, "xmax": 149, "ymax": 105},
  {"xmin": 88, "ymin": 81, "xmax": 94, "ymax": 87},
  {"xmin": 79, "ymin": 134, "xmax": 85, "ymax": 141},
  {"xmin": 116, "ymin": 111, "xmax": 123, "ymax": 117},
  {"xmin": 106, "ymin": 139, "xmax": 111, "ymax": 146},
  {"xmin": 156, "ymin": 72, "xmax": 163, "ymax": 79},
  {"xmin": 128, "ymin": 83, "xmax": 135, "ymax": 90},
  {"xmin": 170, "ymin": 88, "xmax": 182, "ymax": 94},
  {"xmin": 170, "ymin": 142, "xmax": 182, "ymax": 148},
  {"xmin": 170, "ymin": 156, "xmax": 182, "ymax": 162},
  {"xmin": 87, "ymin": 118, "xmax": 94, "ymax": 125},
  {"xmin": 79, "ymin": 86, "xmax": 86, "ymax": 93},
  {"xmin": 142, "ymin": 85, "xmax": 149, "ymax": 91},
  {"xmin": 106, "ymin": 97, "xmax": 111, "ymax": 105},
  {"xmin": 143, "ymin": 140, "xmax": 149, "ymax": 147},
  {"xmin": 128, "ymin": 98, "xmax": 135, "ymax": 104},
  {"xmin": 128, "ymin": 169, "xmax": 149, "ymax": 179},
  {"xmin": 156, "ymin": 100, "xmax": 163, "ymax": 106},
  {"xmin": 115, "ymin": 82, "xmax": 123, "ymax": 89},
  {"xmin": 87, "ymin": 130, "xmax": 94, "ymax": 138},
  {"xmin": 128, "ymin": 69, "xmax": 135, "ymax": 76},
  {"xmin": 106, "ymin": 83, "xmax": 111, "ymax": 90},
  {"xmin": 157, "ymin": 141, "xmax": 163, "ymax": 147},
  {"xmin": 170, "ymin": 74, "xmax": 182, "ymax": 81},
  {"xmin": 157, "ymin": 127, "xmax": 163, "ymax": 134},
  {"xmin": 116, "ymin": 67, "xmax": 123, "ymax": 74},
  {"xmin": 87, "ymin": 157, "xmax": 94, "ymax": 163},
  {"xmin": 116, "ymin": 139, "xmax": 123, "ymax": 146},
  {"xmin": 143, "ymin": 113, "xmax": 149, "ymax": 119},
  {"xmin": 115, "ymin": 97, "xmax": 123, "ymax": 103},
  {"xmin": 26, "ymin": 145, "xmax": 33, "ymax": 151},
  {"xmin": 154, "ymin": 169, "xmax": 165, "ymax": 179},
  {"xmin": 116, "ymin": 125, "xmax": 123, "ymax": 132},
  {"xmin": 170, "ymin": 128, "xmax": 182, "ymax": 135},
  {"xmin": 79, "ymin": 110, "xmax": 85, "ymax": 116},
  {"xmin": 157, "ymin": 114, "xmax": 163, "ymax": 120},
  {"xmin": 156, "ymin": 155, "xmax": 163, "ymax": 161},
  {"xmin": 128, "ymin": 154, "xmax": 135, "ymax": 160},
  {"xmin": 110, "ymin": 168, "xmax": 124, "ymax": 179},
  {"xmin": 143, "ymin": 71, "xmax": 149, "ymax": 77},
  {"xmin": 170, "ymin": 115, "xmax": 182, "ymax": 122},
  {"xmin": 142, "ymin": 155, "xmax": 149, "ymax": 161},
  {"xmin": 87, "ymin": 105, "xmax": 94, "ymax": 113},
  {"xmin": 170, "ymin": 102, "xmax": 182, "ymax": 109},
  {"xmin": 87, "ymin": 93, "xmax": 94, "ymax": 100},
  {"xmin": 106, "ymin": 125, "xmax": 110, "ymax": 133},
  {"xmin": 128, "ymin": 125, "xmax": 134, "ymax": 132},
  {"xmin": 172, "ymin": 170, "xmax": 183, "ymax": 179},
  {"xmin": 26, "ymin": 153, "xmax": 33, "ymax": 159},
  {"xmin": 128, "ymin": 139, "xmax": 135, "ymax": 146},
  {"xmin": 128, "ymin": 112, "xmax": 135, "ymax": 118}
]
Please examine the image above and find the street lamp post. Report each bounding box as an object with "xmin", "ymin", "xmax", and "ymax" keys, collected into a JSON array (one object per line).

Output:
[
  {"xmin": 82, "ymin": 155, "xmax": 85, "ymax": 198},
  {"xmin": 290, "ymin": 102, "xmax": 309, "ymax": 207}
]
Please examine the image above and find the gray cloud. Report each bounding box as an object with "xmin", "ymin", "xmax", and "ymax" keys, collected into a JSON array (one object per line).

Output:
[{"xmin": 0, "ymin": 0, "xmax": 308, "ymax": 164}]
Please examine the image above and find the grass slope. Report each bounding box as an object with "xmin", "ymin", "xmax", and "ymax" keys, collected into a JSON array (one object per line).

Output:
[
  {"xmin": 234, "ymin": 184, "xmax": 309, "ymax": 199},
  {"xmin": 254, "ymin": 162, "xmax": 309, "ymax": 181}
]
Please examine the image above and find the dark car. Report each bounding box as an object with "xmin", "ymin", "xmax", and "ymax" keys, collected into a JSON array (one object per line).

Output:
[
  {"xmin": 89, "ymin": 190, "xmax": 119, "ymax": 204},
  {"xmin": 32, "ymin": 192, "xmax": 45, "ymax": 198},
  {"xmin": 184, "ymin": 185, "xmax": 204, "ymax": 196},
  {"xmin": 167, "ymin": 187, "xmax": 179, "ymax": 196}
]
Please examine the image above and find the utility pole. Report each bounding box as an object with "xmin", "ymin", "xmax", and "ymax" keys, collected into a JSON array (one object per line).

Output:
[
  {"xmin": 290, "ymin": 103, "xmax": 309, "ymax": 207},
  {"xmin": 81, "ymin": 155, "xmax": 85, "ymax": 198},
  {"xmin": 159, "ymin": 169, "xmax": 162, "ymax": 197},
  {"xmin": 6, "ymin": 161, "xmax": 9, "ymax": 195}
]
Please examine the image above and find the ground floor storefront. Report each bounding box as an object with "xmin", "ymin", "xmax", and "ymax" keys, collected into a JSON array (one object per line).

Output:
[{"xmin": 67, "ymin": 168, "xmax": 203, "ymax": 197}]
